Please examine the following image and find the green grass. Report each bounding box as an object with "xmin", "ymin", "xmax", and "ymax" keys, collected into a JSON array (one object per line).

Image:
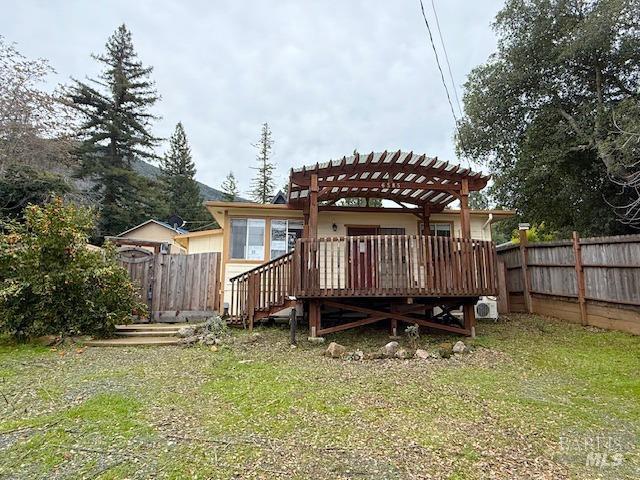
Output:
[{"xmin": 0, "ymin": 314, "xmax": 638, "ymax": 479}]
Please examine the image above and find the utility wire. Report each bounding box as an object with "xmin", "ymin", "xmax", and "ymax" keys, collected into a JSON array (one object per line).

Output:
[
  {"xmin": 430, "ymin": 0, "xmax": 464, "ymax": 117},
  {"xmin": 418, "ymin": 0, "xmax": 471, "ymax": 169}
]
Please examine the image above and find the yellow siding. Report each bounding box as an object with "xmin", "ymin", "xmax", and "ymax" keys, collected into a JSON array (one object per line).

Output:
[{"xmin": 187, "ymin": 234, "xmax": 223, "ymax": 254}]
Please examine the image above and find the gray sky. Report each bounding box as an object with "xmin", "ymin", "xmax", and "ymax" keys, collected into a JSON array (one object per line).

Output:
[{"xmin": 2, "ymin": 0, "xmax": 503, "ymax": 194}]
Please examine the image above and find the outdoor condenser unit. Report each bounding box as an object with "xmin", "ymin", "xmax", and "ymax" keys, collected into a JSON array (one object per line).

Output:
[{"xmin": 474, "ymin": 296, "xmax": 499, "ymax": 320}]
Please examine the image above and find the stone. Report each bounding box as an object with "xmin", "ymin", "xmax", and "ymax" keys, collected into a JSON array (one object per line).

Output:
[
  {"xmin": 438, "ymin": 342, "xmax": 453, "ymax": 358},
  {"xmin": 395, "ymin": 348, "xmax": 412, "ymax": 360},
  {"xmin": 325, "ymin": 342, "xmax": 347, "ymax": 358},
  {"xmin": 179, "ymin": 335, "xmax": 199, "ymax": 345},
  {"xmin": 382, "ymin": 341, "xmax": 399, "ymax": 357},
  {"xmin": 452, "ymin": 341, "xmax": 468, "ymax": 354},
  {"xmin": 307, "ymin": 337, "xmax": 326, "ymax": 344},
  {"xmin": 33, "ymin": 335, "xmax": 59, "ymax": 347},
  {"xmin": 414, "ymin": 349, "xmax": 430, "ymax": 360},
  {"xmin": 177, "ymin": 326, "xmax": 196, "ymax": 338},
  {"xmin": 346, "ymin": 350, "xmax": 364, "ymax": 361}
]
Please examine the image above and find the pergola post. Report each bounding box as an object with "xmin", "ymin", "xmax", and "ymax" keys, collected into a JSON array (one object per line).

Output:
[
  {"xmin": 309, "ymin": 173, "xmax": 319, "ymax": 239},
  {"xmin": 422, "ymin": 204, "xmax": 431, "ymax": 235},
  {"xmin": 460, "ymin": 178, "xmax": 471, "ymax": 239}
]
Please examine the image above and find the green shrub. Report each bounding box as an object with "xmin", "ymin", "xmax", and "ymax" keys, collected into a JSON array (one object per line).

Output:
[{"xmin": 0, "ymin": 198, "xmax": 146, "ymax": 339}]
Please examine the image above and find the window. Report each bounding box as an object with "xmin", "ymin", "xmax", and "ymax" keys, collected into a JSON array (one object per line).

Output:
[
  {"xmin": 270, "ymin": 219, "xmax": 303, "ymax": 259},
  {"xmin": 379, "ymin": 227, "xmax": 406, "ymax": 235},
  {"xmin": 418, "ymin": 222, "xmax": 452, "ymax": 237},
  {"xmin": 230, "ymin": 218, "xmax": 265, "ymax": 260}
]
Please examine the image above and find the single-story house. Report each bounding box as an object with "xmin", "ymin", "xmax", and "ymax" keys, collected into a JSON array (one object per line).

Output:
[{"xmin": 113, "ymin": 219, "xmax": 189, "ymax": 254}]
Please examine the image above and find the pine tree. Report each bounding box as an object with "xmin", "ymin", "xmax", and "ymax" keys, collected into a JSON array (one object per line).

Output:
[
  {"xmin": 221, "ymin": 171, "xmax": 239, "ymax": 201},
  {"xmin": 67, "ymin": 24, "xmax": 165, "ymax": 237},
  {"xmin": 160, "ymin": 122, "xmax": 209, "ymax": 223},
  {"xmin": 250, "ymin": 122, "xmax": 275, "ymax": 203}
]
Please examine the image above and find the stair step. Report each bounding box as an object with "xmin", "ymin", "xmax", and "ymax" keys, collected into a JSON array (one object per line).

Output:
[
  {"xmin": 115, "ymin": 331, "xmax": 178, "ymax": 337},
  {"xmin": 85, "ymin": 337, "xmax": 180, "ymax": 347},
  {"xmin": 115, "ymin": 323, "xmax": 200, "ymax": 332}
]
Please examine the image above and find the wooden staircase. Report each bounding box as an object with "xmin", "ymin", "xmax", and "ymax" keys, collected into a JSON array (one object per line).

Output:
[
  {"xmin": 229, "ymin": 252, "xmax": 296, "ymax": 326},
  {"xmin": 84, "ymin": 323, "xmax": 192, "ymax": 346}
]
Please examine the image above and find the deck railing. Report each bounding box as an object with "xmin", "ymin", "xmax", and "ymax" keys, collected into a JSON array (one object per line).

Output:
[
  {"xmin": 230, "ymin": 235, "xmax": 498, "ymax": 321},
  {"xmin": 294, "ymin": 235, "xmax": 498, "ymax": 298}
]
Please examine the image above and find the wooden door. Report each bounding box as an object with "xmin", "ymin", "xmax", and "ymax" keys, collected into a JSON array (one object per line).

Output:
[{"xmin": 347, "ymin": 227, "xmax": 378, "ymax": 290}]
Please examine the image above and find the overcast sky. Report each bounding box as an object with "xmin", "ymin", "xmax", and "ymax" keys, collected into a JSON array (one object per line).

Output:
[{"xmin": 2, "ymin": 0, "xmax": 503, "ymax": 194}]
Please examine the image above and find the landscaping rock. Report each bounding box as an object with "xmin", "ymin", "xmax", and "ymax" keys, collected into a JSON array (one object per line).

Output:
[
  {"xmin": 452, "ymin": 341, "xmax": 468, "ymax": 354},
  {"xmin": 414, "ymin": 349, "xmax": 430, "ymax": 360},
  {"xmin": 177, "ymin": 326, "xmax": 196, "ymax": 338},
  {"xmin": 438, "ymin": 342, "xmax": 453, "ymax": 358},
  {"xmin": 324, "ymin": 342, "xmax": 347, "ymax": 358},
  {"xmin": 307, "ymin": 337, "xmax": 326, "ymax": 344},
  {"xmin": 382, "ymin": 341, "xmax": 399, "ymax": 357},
  {"xmin": 179, "ymin": 335, "xmax": 199, "ymax": 345},
  {"xmin": 203, "ymin": 333, "xmax": 218, "ymax": 346},
  {"xmin": 395, "ymin": 348, "xmax": 412, "ymax": 360},
  {"xmin": 33, "ymin": 335, "xmax": 59, "ymax": 346},
  {"xmin": 345, "ymin": 350, "xmax": 364, "ymax": 361}
]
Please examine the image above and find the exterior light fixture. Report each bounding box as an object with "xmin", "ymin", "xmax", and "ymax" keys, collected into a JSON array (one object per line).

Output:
[{"xmin": 332, "ymin": 223, "xmax": 338, "ymax": 232}]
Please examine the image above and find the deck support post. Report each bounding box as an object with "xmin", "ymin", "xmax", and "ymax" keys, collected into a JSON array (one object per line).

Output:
[
  {"xmin": 308, "ymin": 300, "xmax": 321, "ymax": 337},
  {"xmin": 390, "ymin": 304, "xmax": 399, "ymax": 337},
  {"xmin": 463, "ymin": 302, "xmax": 476, "ymax": 337}
]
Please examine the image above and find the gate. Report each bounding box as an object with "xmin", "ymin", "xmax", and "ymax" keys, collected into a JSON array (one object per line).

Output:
[{"xmin": 117, "ymin": 249, "xmax": 222, "ymax": 322}]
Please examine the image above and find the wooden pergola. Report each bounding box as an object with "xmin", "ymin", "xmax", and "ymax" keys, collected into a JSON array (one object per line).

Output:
[{"xmin": 288, "ymin": 150, "xmax": 490, "ymax": 240}]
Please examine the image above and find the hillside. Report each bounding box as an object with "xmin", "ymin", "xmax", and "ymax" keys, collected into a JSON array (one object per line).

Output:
[{"xmin": 132, "ymin": 158, "xmax": 237, "ymax": 202}]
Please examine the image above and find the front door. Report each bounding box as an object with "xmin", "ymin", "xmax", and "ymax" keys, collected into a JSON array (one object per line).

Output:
[{"xmin": 347, "ymin": 227, "xmax": 378, "ymax": 290}]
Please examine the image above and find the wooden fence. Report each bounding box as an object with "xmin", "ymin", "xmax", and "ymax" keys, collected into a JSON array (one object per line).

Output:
[
  {"xmin": 496, "ymin": 233, "xmax": 640, "ymax": 335},
  {"xmin": 118, "ymin": 248, "xmax": 221, "ymax": 322}
]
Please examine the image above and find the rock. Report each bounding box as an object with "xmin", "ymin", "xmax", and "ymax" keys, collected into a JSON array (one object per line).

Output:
[
  {"xmin": 395, "ymin": 348, "xmax": 412, "ymax": 360},
  {"xmin": 203, "ymin": 333, "xmax": 218, "ymax": 346},
  {"xmin": 452, "ymin": 341, "xmax": 468, "ymax": 354},
  {"xmin": 346, "ymin": 350, "xmax": 364, "ymax": 361},
  {"xmin": 210, "ymin": 345, "xmax": 218, "ymax": 352},
  {"xmin": 438, "ymin": 342, "xmax": 453, "ymax": 358},
  {"xmin": 179, "ymin": 335, "xmax": 199, "ymax": 345},
  {"xmin": 382, "ymin": 341, "xmax": 399, "ymax": 357},
  {"xmin": 33, "ymin": 335, "xmax": 59, "ymax": 346},
  {"xmin": 325, "ymin": 342, "xmax": 347, "ymax": 358},
  {"xmin": 364, "ymin": 351, "xmax": 386, "ymax": 360},
  {"xmin": 414, "ymin": 349, "xmax": 430, "ymax": 360},
  {"xmin": 177, "ymin": 326, "xmax": 196, "ymax": 338},
  {"xmin": 307, "ymin": 337, "xmax": 326, "ymax": 344}
]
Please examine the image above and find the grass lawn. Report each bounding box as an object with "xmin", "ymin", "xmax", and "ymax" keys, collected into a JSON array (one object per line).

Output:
[{"xmin": 0, "ymin": 314, "xmax": 638, "ymax": 479}]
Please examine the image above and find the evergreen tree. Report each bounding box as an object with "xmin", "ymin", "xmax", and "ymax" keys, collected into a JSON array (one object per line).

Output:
[
  {"xmin": 221, "ymin": 171, "xmax": 239, "ymax": 201},
  {"xmin": 159, "ymin": 122, "xmax": 208, "ymax": 223},
  {"xmin": 250, "ymin": 122, "xmax": 275, "ymax": 203},
  {"xmin": 67, "ymin": 24, "xmax": 165, "ymax": 237}
]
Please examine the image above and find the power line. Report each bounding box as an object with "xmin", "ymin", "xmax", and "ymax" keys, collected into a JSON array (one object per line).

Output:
[
  {"xmin": 429, "ymin": 0, "xmax": 463, "ymax": 117},
  {"xmin": 418, "ymin": 0, "xmax": 471, "ymax": 169}
]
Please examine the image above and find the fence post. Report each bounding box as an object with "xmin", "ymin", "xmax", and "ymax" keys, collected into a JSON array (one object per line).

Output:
[
  {"xmin": 572, "ymin": 231, "xmax": 588, "ymax": 325},
  {"xmin": 496, "ymin": 257, "xmax": 510, "ymax": 314},
  {"xmin": 518, "ymin": 226, "xmax": 533, "ymax": 314}
]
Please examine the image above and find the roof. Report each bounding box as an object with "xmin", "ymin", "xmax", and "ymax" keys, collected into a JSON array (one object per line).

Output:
[
  {"xmin": 174, "ymin": 228, "xmax": 223, "ymax": 239},
  {"xmin": 116, "ymin": 219, "xmax": 188, "ymax": 238},
  {"xmin": 288, "ymin": 151, "xmax": 490, "ymax": 210}
]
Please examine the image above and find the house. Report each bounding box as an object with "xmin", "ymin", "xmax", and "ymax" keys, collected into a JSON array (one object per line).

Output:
[
  {"xmin": 203, "ymin": 151, "xmax": 514, "ymax": 337},
  {"xmin": 173, "ymin": 228, "xmax": 224, "ymax": 253},
  {"xmin": 111, "ymin": 219, "xmax": 189, "ymax": 254}
]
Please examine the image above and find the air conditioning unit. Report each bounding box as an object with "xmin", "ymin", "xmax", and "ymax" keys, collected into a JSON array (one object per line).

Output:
[{"xmin": 475, "ymin": 296, "xmax": 498, "ymax": 320}]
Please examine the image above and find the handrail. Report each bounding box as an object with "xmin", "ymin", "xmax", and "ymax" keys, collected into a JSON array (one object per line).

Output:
[{"xmin": 229, "ymin": 251, "xmax": 294, "ymax": 282}]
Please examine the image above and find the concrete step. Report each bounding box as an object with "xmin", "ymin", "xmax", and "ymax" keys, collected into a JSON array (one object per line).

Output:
[
  {"xmin": 85, "ymin": 336, "xmax": 181, "ymax": 347},
  {"xmin": 115, "ymin": 330, "xmax": 179, "ymax": 337}
]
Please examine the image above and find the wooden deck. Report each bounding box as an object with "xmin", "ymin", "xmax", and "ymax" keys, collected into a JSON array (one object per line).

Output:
[{"xmin": 230, "ymin": 235, "xmax": 498, "ymax": 335}]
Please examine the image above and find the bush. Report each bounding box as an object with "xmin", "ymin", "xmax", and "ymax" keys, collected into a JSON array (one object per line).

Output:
[{"xmin": 0, "ymin": 198, "xmax": 146, "ymax": 339}]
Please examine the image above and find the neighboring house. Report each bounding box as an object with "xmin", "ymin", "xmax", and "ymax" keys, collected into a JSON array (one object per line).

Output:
[
  {"xmin": 174, "ymin": 229, "xmax": 224, "ymax": 253},
  {"xmin": 113, "ymin": 219, "xmax": 189, "ymax": 254}
]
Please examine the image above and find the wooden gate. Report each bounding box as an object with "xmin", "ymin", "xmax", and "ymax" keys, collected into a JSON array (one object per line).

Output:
[
  {"xmin": 118, "ymin": 249, "xmax": 222, "ymax": 322},
  {"xmin": 118, "ymin": 247, "xmax": 154, "ymax": 314}
]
